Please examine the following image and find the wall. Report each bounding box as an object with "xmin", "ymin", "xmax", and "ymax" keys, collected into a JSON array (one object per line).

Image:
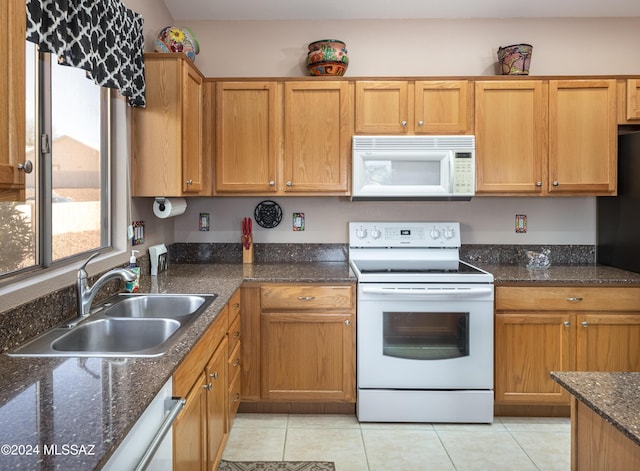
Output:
[{"xmin": 129, "ymin": 8, "xmax": 640, "ymax": 246}]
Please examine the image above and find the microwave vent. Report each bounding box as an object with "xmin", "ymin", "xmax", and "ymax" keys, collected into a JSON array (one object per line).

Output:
[{"xmin": 352, "ymin": 135, "xmax": 475, "ymax": 151}]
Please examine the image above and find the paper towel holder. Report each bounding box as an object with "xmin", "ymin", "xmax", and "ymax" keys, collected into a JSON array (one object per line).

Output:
[{"xmin": 154, "ymin": 197, "xmax": 167, "ymax": 212}]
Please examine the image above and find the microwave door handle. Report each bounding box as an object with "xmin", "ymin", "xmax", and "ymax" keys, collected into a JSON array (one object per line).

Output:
[{"xmin": 360, "ymin": 287, "xmax": 493, "ymax": 296}]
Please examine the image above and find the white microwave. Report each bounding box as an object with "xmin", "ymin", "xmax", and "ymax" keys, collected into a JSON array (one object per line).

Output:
[{"xmin": 351, "ymin": 135, "xmax": 475, "ymax": 200}]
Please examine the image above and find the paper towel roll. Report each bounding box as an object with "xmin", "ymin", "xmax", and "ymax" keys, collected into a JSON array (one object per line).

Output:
[{"xmin": 153, "ymin": 197, "xmax": 187, "ymax": 219}]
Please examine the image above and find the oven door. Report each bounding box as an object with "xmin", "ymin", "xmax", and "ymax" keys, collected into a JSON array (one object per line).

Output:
[{"xmin": 357, "ymin": 283, "xmax": 494, "ymax": 390}]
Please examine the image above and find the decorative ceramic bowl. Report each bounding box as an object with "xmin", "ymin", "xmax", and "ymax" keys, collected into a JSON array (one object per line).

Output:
[
  {"xmin": 497, "ymin": 43, "xmax": 532, "ymax": 75},
  {"xmin": 306, "ymin": 39, "xmax": 349, "ymax": 76},
  {"xmin": 155, "ymin": 26, "xmax": 200, "ymax": 62}
]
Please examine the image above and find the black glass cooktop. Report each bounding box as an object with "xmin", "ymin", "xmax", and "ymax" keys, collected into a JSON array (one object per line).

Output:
[{"xmin": 353, "ymin": 260, "xmax": 485, "ymax": 275}]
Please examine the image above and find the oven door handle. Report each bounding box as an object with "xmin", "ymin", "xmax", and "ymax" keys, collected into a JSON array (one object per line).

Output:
[{"xmin": 360, "ymin": 287, "xmax": 493, "ymax": 296}]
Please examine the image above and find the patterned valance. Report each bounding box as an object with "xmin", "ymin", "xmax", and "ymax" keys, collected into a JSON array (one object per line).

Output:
[{"xmin": 25, "ymin": 0, "xmax": 146, "ymax": 107}]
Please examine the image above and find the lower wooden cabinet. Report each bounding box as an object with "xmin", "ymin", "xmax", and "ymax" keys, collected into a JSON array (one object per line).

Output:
[
  {"xmin": 495, "ymin": 286, "xmax": 640, "ymax": 409},
  {"xmin": 173, "ymin": 288, "xmax": 242, "ymax": 470},
  {"xmin": 242, "ymin": 283, "xmax": 356, "ymax": 406}
]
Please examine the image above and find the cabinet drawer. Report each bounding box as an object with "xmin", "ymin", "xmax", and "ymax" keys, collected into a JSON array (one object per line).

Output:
[
  {"xmin": 228, "ymin": 313, "xmax": 241, "ymax": 354},
  {"xmin": 496, "ymin": 286, "xmax": 640, "ymax": 311},
  {"xmin": 229, "ymin": 289, "xmax": 241, "ymax": 324},
  {"xmin": 261, "ymin": 285, "xmax": 354, "ymax": 310}
]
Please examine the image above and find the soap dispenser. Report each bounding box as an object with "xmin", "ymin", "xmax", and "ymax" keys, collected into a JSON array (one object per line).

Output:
[{"xmin": 125, "ymin": 250, "xmax": 140, "ymax": 293}]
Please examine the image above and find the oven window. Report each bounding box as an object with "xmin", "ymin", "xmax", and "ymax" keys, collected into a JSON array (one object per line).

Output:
[{"xmin": 383, "ymin": 312, "xmax": 469, "ymax": 360}]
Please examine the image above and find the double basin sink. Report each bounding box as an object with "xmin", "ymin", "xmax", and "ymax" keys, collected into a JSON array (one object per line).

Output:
[{"xmin": 8, "ymin": 293, "xmax": 217, "ymax": 358}]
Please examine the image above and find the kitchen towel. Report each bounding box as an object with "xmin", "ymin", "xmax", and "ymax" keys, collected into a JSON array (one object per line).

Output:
[{"xmin": 153, "ymin": 197, "xmax": 187, "ymax": 219}]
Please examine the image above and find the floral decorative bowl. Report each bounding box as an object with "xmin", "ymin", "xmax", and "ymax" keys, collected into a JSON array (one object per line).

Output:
[
  {"xmin": 306, "ymin": 39, "xmax": 349, "ymax": 76},
  {"xmin": 497, "ymin": 43, "xmax": 532, "ymax": 75},
  {"xmin": 155, "ymin": 26, "xmax": 200, "ymax": 62}
]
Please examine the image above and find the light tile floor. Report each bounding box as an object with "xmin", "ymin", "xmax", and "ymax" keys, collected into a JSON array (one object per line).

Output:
[{"xmin": 222, "ymin": 414, "xmax": 571, "ymax": 471}]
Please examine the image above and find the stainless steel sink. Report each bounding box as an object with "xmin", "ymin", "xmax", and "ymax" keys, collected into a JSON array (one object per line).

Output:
[
  {"xmin": 52, "ymin": 318, "xmax": 181, "ymax": 354},
  {"xmin": 7, "ymin": 293, "xmax": 217, "ymax": 358},
  {"xmin": 103, "ymin": 293, "xmax": 209, "ymax": 319}
]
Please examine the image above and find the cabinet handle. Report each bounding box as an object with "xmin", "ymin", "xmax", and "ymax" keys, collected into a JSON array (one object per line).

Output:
[
  {"xmin": 233, "ymin": 392, "xmax": 241, "ymax": 403},
  {"xmin": 269, "ymin": 181, "xmax": 275, "ymax": 186},
  {"xmin": 286, "ymin": 181, "xmax": 292, "ymax": 187},
  {"xmin": 210, "ymin": 372, "xmax": 218, "ymax": 380},
  {"xmin": 232, "ymin": 331, "xmax": 240, "ymax": 339},
  {"xmin": 297, "ymin": 296, "xmax": 316, "ymax": 301},
  {"xmin": 233, "ymin": 358, "xmax": 240, "ymax": 367},
  {"xmin": 186, "ymin": 179, "xmax": 193, "ymax": 185},
  {"xmin": 345, "ymin": 319, "xmax": 351, "ymax": 326},
  {"xmin": 563, "ymin": 321, "xmax": 570, "ymax": 327},
  {"xmin": 418, "ymin": 120, "xmax": 424, "ymax": 126},
  {"xmin": 536, "ymin": 181, "xmax": 542, "ymax": 187},
  {"xmin": 566, "ymin": 297, "xmax": 583, "ymax": 303},
  {"xmin": 553, "ymin": 181, "xmax": 559, "ymax": 187},
  {"xmin": 582, "ymin": 321, "xmax": 589, "ymax": 327},
  {"xmin": 233, "ymin": 303, "xmax": 240, "ymax": 309},
  {"xmin": 17, "ymin": 160, "xmax": 33, "ymax": 174},
  {"xmin": 401, "ymin": 120, "xmax": 407, "ymax": 127},
  {"xmin": 203, "ymin": 382, "xmax": 212, "ymax": 391}
]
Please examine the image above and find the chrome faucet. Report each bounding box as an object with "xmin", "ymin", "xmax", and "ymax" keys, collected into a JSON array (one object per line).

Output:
[{"xmin": 75, "ymin": 253, "xmax": 137, "ymax": 321}]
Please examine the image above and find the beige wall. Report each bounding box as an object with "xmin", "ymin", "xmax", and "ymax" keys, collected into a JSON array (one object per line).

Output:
[{"xmin": 126, "ymin": 8, "xmax": 640, "ymax": 246}]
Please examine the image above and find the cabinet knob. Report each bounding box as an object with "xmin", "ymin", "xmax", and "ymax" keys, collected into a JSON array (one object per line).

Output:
[
  {"xmin": 210, "ymin": 372, "xmax": 219, "ymax": 380},
  {"xmin": 418, "ymin": 120, "xmax": 424, "ymax": 126},
  {"xmin": 286, "ymin": 181, "xmax": 292, "ymax": 187},
  {"xmin": 233, "ymin": 358, "xmax": 240, "ymax": 367},
  {"xmin": 232, "ymin": 331, "xmax": 240, "ymax": 339},
  {"xmin": 269, "ymin": 181, "xmax": 275, "ymax": 186},
  {"xmin": 553, "ymin": 181, "xmax": 559, "ymax": 187},
  {"xmin": 17, "ymin": 160, "xmax": 33, "ymax": 174},
  {"xmin": 203, "ymin": 382, "xmax": 212, "ymax": 391},
  {"xmin": 186, "ymin": 179, "xmax": 193, "ymax": 185},
  {"xmin": 345, "ymin": 319, "xmax": 351, "ymax": 326},
  {"xmin": 563, "ymin": 321, "xmax": 571, "ymax": 327},
  {"xmin": 582, "ymin": 321, "xmax": 589, "ymax": 327},
  {"xmin": 401, "ymin": 120, "xmax": 407, "ymax": 127},
  {"xmin": 536, "ymin": 181, "xmax": 542, "ymax": 187}
]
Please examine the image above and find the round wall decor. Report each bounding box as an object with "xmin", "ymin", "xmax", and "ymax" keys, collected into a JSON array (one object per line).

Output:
[{"xmin": 254, "ymin": 200, "xmax": 283, "ymax": 228}]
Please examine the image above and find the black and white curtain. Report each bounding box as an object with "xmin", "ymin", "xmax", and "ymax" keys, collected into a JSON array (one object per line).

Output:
[{"xmin": 26, "ymin": 0, "xmax": 146, "ymax": 107}]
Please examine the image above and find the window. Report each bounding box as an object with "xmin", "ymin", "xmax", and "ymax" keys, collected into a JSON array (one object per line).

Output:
[{"xmin": 0, "ymin": 42, "xmax": 111, "ymax": 279}]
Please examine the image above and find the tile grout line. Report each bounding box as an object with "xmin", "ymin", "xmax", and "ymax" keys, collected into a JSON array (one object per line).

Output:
[{"xmin": 358, "ymin": 422, "xmax": 372, "ymax": 471}]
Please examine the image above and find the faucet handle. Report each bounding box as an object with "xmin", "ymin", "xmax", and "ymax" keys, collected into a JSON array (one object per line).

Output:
[{"xmin": 78, "ymin": 252, "xmax": 100, "ymax": 278}]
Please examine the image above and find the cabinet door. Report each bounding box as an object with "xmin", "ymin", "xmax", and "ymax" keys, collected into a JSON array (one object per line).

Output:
[
  {"xmin": 0, "ymin": 0, "xmax": 25, "ymax": 201},
  {"xmin": 283, "ymin": 82, "xmax": 351, "ymax": 193},
  {"xmin": 205, "ymin": 338, "xmax": 228, "ymax": 470},
  {"xmin": 261, "ymin": 311, "xmax": 355, "ymax": 401},
  {"xmin": 182, "ymin": 62, "xmax": 203, "ymax": 193},
  {"xmin": 576, "ymin": 313, "xmax": 640, "ymax": 372},
  {"xmin": 174, "ymin": 373, "xmax": 207, "ymax": 471},
  {"xmin": 414, "ymin": 81, "xmax": 472, "ymax": 134},
  {"xmin": 215, "ymin": 82, "xmax": 278, "ymax": 193},
  {"xmin": 475, "ymin": 81, "xmax": 547, "ymax": 194},
  {"xmin": 626, "ymin": 79, "xmax": 640, "ymax": 120},
  {"xmin": 495, "ymin": 313, "xmax": 573, "ymax": 405},
  {"xmin": 548, "ymin": 79, "xmax": 617, "ymax": 195},
  {"xmin": 355, "ymin": 81, "xmax": 409, "ymax": 133}
]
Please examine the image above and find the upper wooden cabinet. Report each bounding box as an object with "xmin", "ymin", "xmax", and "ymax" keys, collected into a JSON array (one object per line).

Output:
[
  {"xmin": 355, "ymin": 80, "xmax": 472, "ymax": 134},
  {"xmin": 132, "ymin": 53, "xmax": 207, "ymax": 197},
  {"xmin": 0, "ymin": 0, "xmax": 26, "ymax": 201},
  {"xmin": 475, "ymin": 80, "xmax": 548, "ymax": 194},
  {"xmin": 548, "ymin": 79, "xmax": 617, "ymax": 195},
  {"xmin": 214, "ymin": 80, "xmax": 351, "ymax": 196},
  {"xmin": 476, "ymin": 78, "xmax": 617, "ymax": 196},
  {"xmin": 625, "ymin": 78, "xmax": 640, "ymax": 120},
  {"xmin": 215, "ymin": 81, "xmax": 278, "ymax": 193}
]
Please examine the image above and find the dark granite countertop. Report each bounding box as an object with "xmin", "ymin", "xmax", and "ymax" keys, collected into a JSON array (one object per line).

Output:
[
  {"xmin": 478, "ymin": 263, "xmax": 640, "ymax": 286},
  {"xmin": 551, "ymin": 372, "xmax": 640, "ymax": 447},
  {"xmin": 0, "ymin": 262, "xmax": 354, "ymax": 470}
]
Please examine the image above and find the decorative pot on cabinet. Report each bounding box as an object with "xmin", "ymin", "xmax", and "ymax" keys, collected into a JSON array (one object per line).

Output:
[
  {"xmin": 497, "ymin": 43, "xmax": 532, "ymax": 75},
  {"xmin": 306, "ymin": 39, "xmax": 349, "ymax": 76}
]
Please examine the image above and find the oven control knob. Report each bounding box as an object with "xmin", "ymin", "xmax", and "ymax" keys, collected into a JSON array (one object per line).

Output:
[
  {"xmin": 444, "ymin": 228, "xmax": 455, "ymax": 239},
  {"xmin": 356, "ymin": 228, "xmax": 368, "ymax": 239},
  {"xmin": 370, "ymin": 228, "xmax": 382, "ymax": 239},
  {"xmin": 430, "ymin": 228, "xmax": 441, "ymax": 239}
]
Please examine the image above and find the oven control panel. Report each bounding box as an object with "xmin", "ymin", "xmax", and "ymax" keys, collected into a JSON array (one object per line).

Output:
[{"xmin": 349, "ymin": 222, "xmax": 461, "ymax": 248}]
